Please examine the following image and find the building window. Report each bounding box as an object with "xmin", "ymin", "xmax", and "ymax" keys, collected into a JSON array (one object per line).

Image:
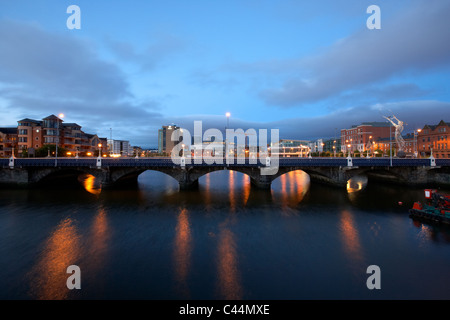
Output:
[{"xmin": 19, "ymin": 129, "xmax": 28, "ymax": 135}]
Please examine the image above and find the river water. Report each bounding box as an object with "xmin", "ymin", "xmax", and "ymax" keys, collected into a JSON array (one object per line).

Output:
[{"xmin": 1, "ymin": 170, "xmax": 449, "ymax": 300}]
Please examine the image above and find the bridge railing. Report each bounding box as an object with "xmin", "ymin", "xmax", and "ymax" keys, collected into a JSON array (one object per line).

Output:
[
  {"xmin": 1, "ymin": 157, "xmax": 449, "ymax": 168},
  {"xmin": 436, "ymin": 159, "xmax": 450, "ymax": 166},
  {"xmin": 6, "ymin": 158, "xmax": 97, "ymax": 167},
  {"xmin": 101, "ymin": 158, "xmax": 175, "ymax": 167}
]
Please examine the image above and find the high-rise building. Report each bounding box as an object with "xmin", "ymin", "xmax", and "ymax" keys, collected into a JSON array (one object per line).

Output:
[{"xmin": 158, "ymin": 124, "xmax": 180, "ymax": 155}]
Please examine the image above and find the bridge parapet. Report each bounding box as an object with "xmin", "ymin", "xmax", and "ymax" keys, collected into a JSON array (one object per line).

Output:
[
  {"xmin": 1, "ymin": 157, "xmax": 446, "ymax": 168},
  {"xmin": 1, "ymin": 157, "xmax": 449, "ymax": 190}
]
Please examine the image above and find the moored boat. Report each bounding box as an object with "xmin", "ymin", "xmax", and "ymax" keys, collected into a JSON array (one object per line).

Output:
[{"xmin": 409, "ymin": 189, "xmax": 450, "ymax": 224}]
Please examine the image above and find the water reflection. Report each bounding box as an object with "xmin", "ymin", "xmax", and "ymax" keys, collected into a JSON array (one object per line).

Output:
[
  {"xmin": 173, "ymin": 208, "xmax": 192, "ymax": 298},
  {"xmin": 217, "ymin": 226, "xmax": 242, "ymax": 300},
  {"xmin": 347, "ymin": 175, "xmax": 368, "ymax": 194},
  {"xmin": 28, "ymin": 217, "xmax": 81, "ymax": 300},
  {"xmin": 271, "ymin": 171, "xmax": 310, "ymax": 208},
  {"xmin": 79, "ymin": 174, "xmax": 102, "ymax": 195},
  {"xmin": 228, "ymin": 170, "xmax": 251, "ymax": 211},
  {"xmin": 339, "ymin": 210, "xmax": 365, "ymax": 275},
  {"xmin": 86, "ymin": 207, "xmax": 110, "ymax": 291}
]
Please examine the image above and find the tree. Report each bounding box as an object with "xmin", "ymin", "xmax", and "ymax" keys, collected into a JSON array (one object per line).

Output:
[{"xmin": 35, "ymin": 144, "xmax": 69, "ymax": 158}]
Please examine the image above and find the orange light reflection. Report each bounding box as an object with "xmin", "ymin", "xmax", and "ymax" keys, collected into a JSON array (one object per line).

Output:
[
  {"xmin": 28, "ymin": 218, "xmax": 81, "ymax": 300},
  {"xmin": 173, "ymin": 208, "xmax": 192, "ymax": 298}
]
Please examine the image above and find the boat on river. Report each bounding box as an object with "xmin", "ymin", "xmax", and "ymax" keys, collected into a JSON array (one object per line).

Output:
[{"xmin": 409, "ymin": 189, "xmax": 450, "ymax": 224}]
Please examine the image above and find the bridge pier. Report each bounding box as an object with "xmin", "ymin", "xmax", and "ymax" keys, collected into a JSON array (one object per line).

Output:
[{"xmin": 249, "ymin": 174, "xmax": 273, "ymax": 190}]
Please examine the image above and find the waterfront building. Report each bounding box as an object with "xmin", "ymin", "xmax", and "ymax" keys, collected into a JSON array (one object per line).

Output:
[
  {"xmin": 308, "ymin": 139, "xmax": 324, "ymax": 154},
  {"xmin": 276, "ymin": 139, "xmax": 310, "ymax": 157},
  {"xmin": 0, "ymin": 127, "xmax": 18, "ymax": 157},
  {"xmin": 323, "ymin": 138, "xmax": 342, "ymax": 155},
  {"xmin": 108, "ymin": 139, "xmax": 132, "ymax": 157},
  {"xmin": 418, "ymin": 120, "xmax": 450, "ymax": 158},
  {"xmin": 341, "ymin": 122, "xmax": 392, "ymax": 154},
  {"xmin": 17, "ymin": 118, "xmax": 43, "ymax": 153},
  {"xmin": 158, "ymin": 124, "xmax": 181, "ymax": 155},
  {"xmin": 14, "ymin": 115, "xmax": 107, "ymax": 157}
]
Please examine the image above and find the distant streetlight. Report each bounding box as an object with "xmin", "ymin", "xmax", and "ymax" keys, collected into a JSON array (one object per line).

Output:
[
  {"xmin": 414, "ymin": 129, "xmax": 422, "ymax": 158},
  {"xmin": 225, "ymin": 113, "xmax": 231, "ymax": 157},
  {"xmin": 98, "ymin": 143, "xmax": 102, "ymax": 157},
  {"xmin": 55, "ymin": 113, "xmax": 64, "ymax": 166},
  {"xmin": 226, "ymin": 112, "xmax": 230, "ymax": 128}
]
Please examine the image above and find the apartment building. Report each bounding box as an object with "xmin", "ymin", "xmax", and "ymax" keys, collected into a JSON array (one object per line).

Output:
[
  {"xmin": 15, "ymin": 115, "xmax": 107, "ymax": 157},
  {"xmin": 0, "ymin": 127, "xmax": 18, "ymax": 157},
  {"xmin": 418, "ymin": 120, "xmax": 450, "ymax": 158},
  {"xmin": 341, "ymin": 122, "xmax": 392, "ymax": 154}
]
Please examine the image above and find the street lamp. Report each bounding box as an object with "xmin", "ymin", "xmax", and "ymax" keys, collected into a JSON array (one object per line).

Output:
[
  {"xmin": 225, "ymin": 113, "xmax": 230, "ymax": 158},
  {"xmin": 414, "ymin": 129, "xmax": 422, "ymax": 158},
  {"xmin": 98, "ymin": 143, "xmax": 102, "ymax": 157},
  {"xmin": 389, "ymin": 121, "xmax": 392, "ymax": 166},
  {"xmin": 55, "ymin": 113, "xmax": 64, "ymax": 167}
]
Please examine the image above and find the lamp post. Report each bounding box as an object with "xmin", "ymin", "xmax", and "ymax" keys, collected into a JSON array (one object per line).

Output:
[
  {"xmin": 414, "ymin": 129, "xmax": 422, "ymax": 158},
  {"xmin": 225, "ymin": 112, "xmax": 230, "ymax": 158},
  {"xmin": 55, "ymin": 113, "xmax": 64, "ymax": 167},
  {"xmin": 333, "ymin": 140, "xmax": 336, "ymax": 157},
  {"xmin": 98, "ymin": 143, "xmax": 102, "ymax": 158},
  {"xmin": 389, "ymin": 122, "xmax": 392, "ymax": 166}
]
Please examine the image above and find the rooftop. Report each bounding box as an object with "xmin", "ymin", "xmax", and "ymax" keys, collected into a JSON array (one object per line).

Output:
[{"xmin": 0, "ymin": 127, "xmax": 18, "ymax": 134}]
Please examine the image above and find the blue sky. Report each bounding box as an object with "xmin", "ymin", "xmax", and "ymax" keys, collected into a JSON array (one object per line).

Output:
[{"xmin": 1, "ymin": 0, "xmax": 449, "ymax": 147}]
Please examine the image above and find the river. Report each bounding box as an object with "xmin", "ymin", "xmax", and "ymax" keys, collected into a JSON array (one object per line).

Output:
[{"xmin": 1, "ymin": 170, "xmax": 449, "ymax": 300}]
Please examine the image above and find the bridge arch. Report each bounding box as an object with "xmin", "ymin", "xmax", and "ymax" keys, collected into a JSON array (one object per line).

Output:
[
  {"xmin": 101, "ymin": 167, "xmax": 186, "ymax": 189},
  {"xmin": 30, "ymin": 167, "xmax": 101, "ymax": 187},
  {"xmin": 188, "ymin": 167, "xmax": 255, "ymax": 187}
]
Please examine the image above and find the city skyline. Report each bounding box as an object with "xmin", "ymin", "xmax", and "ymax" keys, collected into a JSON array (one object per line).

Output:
[{"xmin": 1, "ymin": 0, "xmax": 449, "ymax": 148}]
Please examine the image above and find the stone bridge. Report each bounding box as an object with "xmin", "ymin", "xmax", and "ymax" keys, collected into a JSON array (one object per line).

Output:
[{"xmin": 1, "ymin": 157, "xmax": 449, "ymax": 190}]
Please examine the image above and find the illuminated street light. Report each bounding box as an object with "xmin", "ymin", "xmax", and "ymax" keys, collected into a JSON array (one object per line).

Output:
[{"xmin": 55, "ymin": 113, "xmax": 64, "ymax": 166}]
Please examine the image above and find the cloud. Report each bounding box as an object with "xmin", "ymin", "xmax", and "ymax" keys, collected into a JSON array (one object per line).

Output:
[
  {"xmin": 167, "ymin": 100, "xmax": 450, "ymax": 143},
  {"xmin": 104, "ymin": 33, "xmax": 186, "ymax": 71},
  {"xmin": 0, "ymin": 19, "xmax": 130, "ymax": 102},
  {"xmin": 0, "ymin": 19, "xmax": 163, "ymax": 144},
  {"xmin": 188, "ymin": 69, "xmax": 239, "ymax": 90},
  {"xmin": 256, "ymin": 1, "xmax": 450, "ymax": 107}
]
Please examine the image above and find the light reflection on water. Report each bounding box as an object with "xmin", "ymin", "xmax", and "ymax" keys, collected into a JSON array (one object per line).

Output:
[
  {"xmin": 27, "ymin": 218, "xmax": 81, "ymax": 300},
  {"xmin": 1, "ymin": 169, "xmax": 450, "ymax": 300},
  {"xmin": 347, "ymin": 175, "xmax": 368, "ymax": 193}
]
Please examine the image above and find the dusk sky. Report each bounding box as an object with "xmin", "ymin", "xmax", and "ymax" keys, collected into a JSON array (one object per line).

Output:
[{"xmin": 1, "ymin": 0, "xmax": 449, "ymax": 148}]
